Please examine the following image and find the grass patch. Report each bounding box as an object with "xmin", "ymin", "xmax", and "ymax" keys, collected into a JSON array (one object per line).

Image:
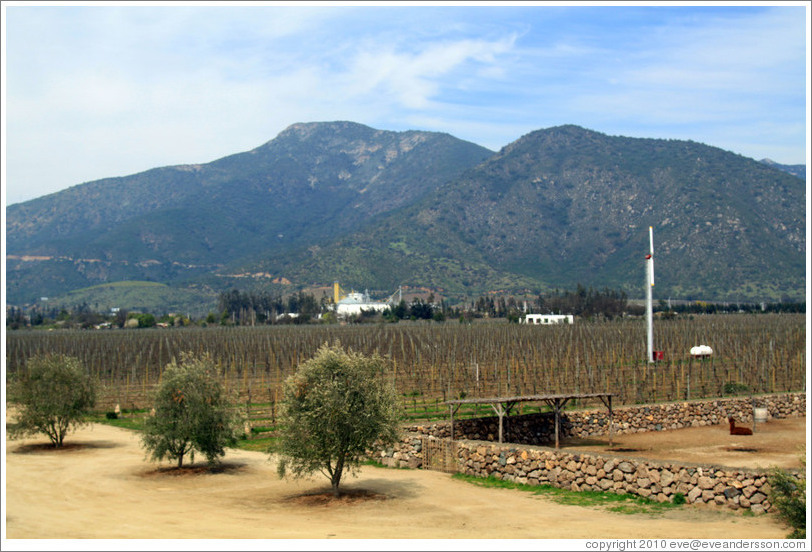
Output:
[
  {"xmin": 89, "ymin": 411, "xmax": 148, "ymax": 431},
  {"xmin": 400, "ymin": 398, "xmax": 559, "ymax": 423},
  {"xmin": 233, "ymin": 435, "xmax": 279, "ymax": 453},
  {"xmin": 361, "ymin": 458, "xmax": 413, "ymax": 470},
  {"xmin": 250, "ymin": 425, "xmax": 278, "ymax": 434},
  {"xmin": 92, "ymin": 409, "xmax": 279, "ymax": 454},
  {"xmin": 452, "ymin": 473, "xmax": 684, "ymax": 516}
]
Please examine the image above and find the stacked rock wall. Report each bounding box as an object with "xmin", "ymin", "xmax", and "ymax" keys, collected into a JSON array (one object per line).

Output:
[
  {"xmin": 372, "ymin": 393, "xmax": 805, "ymax": 513},
  {"xmin": 403, "ymin": 393, "xmax": 805, "ymax": 445},
  {"xmin": 452, "ymin": 442, "xmax": 776, "ymax": 513}
]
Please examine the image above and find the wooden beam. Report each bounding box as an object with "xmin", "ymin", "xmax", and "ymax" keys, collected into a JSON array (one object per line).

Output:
[
  {"xmin": 544, "ymin": 397, "xmax": 571, "ymax": 449},
  {"xmin": 448, "ymin": 403, "xmax": 462, "ymax": 441},
  {"xmin": 554, "ymin": 399, "xmax": 560, "ymax": 449},
  {"xmin": 609, "ymin": 395, "xmax": 613, "ymax": 447},
  {"xmin": 489, "ymin": 403, "xmax": 507, "ymax": 443},
  {"xmin": 450, "ymin": 404, "xmax": 454, "ymax": 441},
  {"xmin": 598, "ymin": 394, "xmax": 614, "ymax": 447}
]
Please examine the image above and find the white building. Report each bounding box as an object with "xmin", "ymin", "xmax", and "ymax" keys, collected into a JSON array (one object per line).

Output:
[
  {"xmin": 335, "ymin": 291, "xmax": 390, "ymax": 317},
  {"xmin": 523, "ymin": 314, "xmax": 573, "ymax": 325}
]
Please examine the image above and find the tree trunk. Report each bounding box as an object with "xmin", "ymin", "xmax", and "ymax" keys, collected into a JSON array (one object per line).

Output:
[
  {"xmin": 177, "ymin": 453, "xmax": 184, "ymax": 468},
  {"xmin": 331, "ymin": 457, "xmax": 344, "ymax": 497}
]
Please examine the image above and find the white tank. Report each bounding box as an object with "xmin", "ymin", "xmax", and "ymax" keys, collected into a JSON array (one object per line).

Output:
[{"xmin": 689, "ymin": 345, "xmax": 713, "ymax": 357}]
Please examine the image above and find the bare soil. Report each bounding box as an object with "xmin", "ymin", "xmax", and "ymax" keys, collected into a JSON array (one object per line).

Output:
[
  {"xmin": 562, "ymin": 416, "xmax": 806, "ymax": 470},
  {"xmin": 4, "ymin": 421, "xmax": 799, "ymax": 541}
]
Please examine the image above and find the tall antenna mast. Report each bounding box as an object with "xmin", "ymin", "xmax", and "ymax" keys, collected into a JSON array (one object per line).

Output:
[{"xmin": 645, "ymin": 226, "xmax": 655, "ymax": 363}]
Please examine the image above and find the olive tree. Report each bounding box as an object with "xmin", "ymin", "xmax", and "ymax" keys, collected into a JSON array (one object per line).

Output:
[
  {"xmin": 276, "ymin": 343, "xmax": 401, "ymax": 497},
  {"xmin": 141, "ymin": 352, "xmax": 242, "ymax": 468},
  {"xmin": 8, "ymin": 354, "xmax": 96, "ymax": 447}
]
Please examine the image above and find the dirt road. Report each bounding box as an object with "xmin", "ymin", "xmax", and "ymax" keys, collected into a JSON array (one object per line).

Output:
[{"xmin": 3, "ymin": 422, "xmax": 793, "ymax": 542}]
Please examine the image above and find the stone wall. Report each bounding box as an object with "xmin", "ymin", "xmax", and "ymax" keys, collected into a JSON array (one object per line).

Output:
[
  {"xmin": 403, "ymin": 393, "xmax": 806, "ymax": 446},
  {"xmin": 454, "ymin": 441, "xmax": 775, "ymax": 513},
  {"xmin": 372, "ymin": 393, "xmax": 805, "ymax": 514}
]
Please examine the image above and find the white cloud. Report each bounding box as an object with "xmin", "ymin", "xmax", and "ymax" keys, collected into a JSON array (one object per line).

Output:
[{"xmin": 337, "ymin": 35, "xmax": 516, "ymax": 110}]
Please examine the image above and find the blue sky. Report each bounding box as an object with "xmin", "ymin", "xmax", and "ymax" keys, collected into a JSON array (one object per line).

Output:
[{"xmin": 2, "ymin": 2, "xmax": 809, "ymax": 205}]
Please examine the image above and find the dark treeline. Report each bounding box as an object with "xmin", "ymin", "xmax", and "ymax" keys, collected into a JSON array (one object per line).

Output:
[
  {"xmin": 216, "ymin": 289, "xmax": 324, "ymax": 325},
  {"xmin": 380, "ymin": 296, "xmax": 445, "ymax": 322},
  {"xmin": 533, "ymin": 284, "xmax": 629, "ymax": 319},
  {"xmin": 5, "ymin": 302, "xmax": 176, "ymax": 330},
  {"xmin": 468, "ymin": 284, "xmax": 629, "ymax": 321},
  {"xmin": 6, "ymin": 284, "xmax": 804, "ymax": 330},
  {"xmin": 663, "ymin": 300, "xmax": 805, "ymax": 315}
]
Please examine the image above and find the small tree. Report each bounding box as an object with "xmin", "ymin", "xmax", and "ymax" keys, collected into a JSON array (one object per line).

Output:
[
  {"xmin": 276, "ymin": 343, "xmax": 401, "ymax": 497},
  {"xmin": 8, "ymin": 354, "xmax": 96, "ymax": 447},
  {"xmin": 769, "ymin": 455, "xmax": 806, "ymax": 539},
  {"xmin": 141, "ymin": 352, "xmax": 242, "ymax": 468}
]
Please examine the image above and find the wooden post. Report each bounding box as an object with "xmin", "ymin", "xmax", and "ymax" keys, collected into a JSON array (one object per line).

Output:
[
  {"xmin": 554, "ymin": 399, "xmax": 560, "ymax": 449},
  {"xmin": 450, "ymin": 404, "xmax": 455, "ymax": 441},
  {"xmin": 489, "ymin": 403, "xmax": 505, "ymax": 444},
  {"xmin": 608, "ymin": 395, "xmax": 614, "ymax": 448},
  {"xmin": 598, "ymin": 394, "xmax": 614, "ymax": 448},
  {"xmin": 552, "ymin": 397, "xmax": 572, "ymax": 449},
  {"xmin": 498, "ymin": 404, "xmax": 504, "ymax": 444},
  {"xmin": 751, "ymin": 396, "xmax": 756, "ymax": 434}
]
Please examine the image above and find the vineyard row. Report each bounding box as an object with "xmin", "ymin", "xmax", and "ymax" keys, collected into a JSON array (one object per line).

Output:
[{"xmin": 5, "ymin": 314, "xmax": 806, "ymax": 410}]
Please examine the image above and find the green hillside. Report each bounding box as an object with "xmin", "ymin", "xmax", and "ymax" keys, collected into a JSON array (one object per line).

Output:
[
  {"xmin": 247, "ymin": 126, "xmax": 805, "ymax": 303},
  {"xmin": 6, "ymin": 122, "xmax": 806, "ymax": 311}
]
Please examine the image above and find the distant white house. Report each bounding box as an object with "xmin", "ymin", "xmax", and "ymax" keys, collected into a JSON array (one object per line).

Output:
[
  {"xmin": 335, "ymin": 291, "xmax": 390, "ymax": 317},
  {"xmin": 523, "ymin": 314, "xmax": 573, "ymax": 325}
]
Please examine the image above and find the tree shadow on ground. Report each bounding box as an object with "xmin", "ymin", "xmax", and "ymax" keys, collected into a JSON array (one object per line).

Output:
[
  {"xmin": 282, "ymin": 476, "xmax": 422, "ymax": 506},
  {"xmin": 284, "ymin": 488, "xmax": 389, "ymax": 506},
  {"xmin": 139, "ymin": 461, "xmax": 249, "ymax": 478},
  {"xmin": 12, "ymin": 440, "xmax": 121, "ymax": 454}
]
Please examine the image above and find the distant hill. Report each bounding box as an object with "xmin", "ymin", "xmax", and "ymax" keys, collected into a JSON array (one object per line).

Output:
[
  {"xmin": 248, "ymin": 125, "xmax": 806, "ymax": 303},
  {"xmin": 6, "ymin": 122, "xmax": 493, "ymax": 308},
  {"xmin": 5, "ymin": 122, "xmax": 806, "ymax": 312},
  {"xmin": 760, "ymin": 158, "xmax": 806, "ymax": 180}
]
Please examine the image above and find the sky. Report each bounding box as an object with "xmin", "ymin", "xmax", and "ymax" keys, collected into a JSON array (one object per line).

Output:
[{"xmin": 1, "ymin": 1, "xmax": 809, "ymax": 206}]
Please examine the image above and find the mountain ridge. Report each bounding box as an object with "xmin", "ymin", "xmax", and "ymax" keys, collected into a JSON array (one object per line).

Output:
[
  {"xmin": 246, "ymin": 124, "xmax": 804, "ymax": 304},
  {"xmin": 5, "ymin": 122, "xmax": 806, "ymax": 312}
]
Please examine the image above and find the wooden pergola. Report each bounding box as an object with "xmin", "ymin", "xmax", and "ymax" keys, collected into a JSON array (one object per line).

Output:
[{"xmin": 444, "ymin": 393, "xmax": 615, "ymax": 449}]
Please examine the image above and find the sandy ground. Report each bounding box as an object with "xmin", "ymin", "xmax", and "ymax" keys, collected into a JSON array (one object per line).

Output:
[
  {"xmin": 562, "ymin": 416, "xmax": 807, "ymax": 470},
  {"xmin": 3, "ymin": 422, "xmax": 798, "ymax": 542}
]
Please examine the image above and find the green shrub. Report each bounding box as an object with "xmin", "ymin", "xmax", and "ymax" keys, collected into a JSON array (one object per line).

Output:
[
  {"xmin": 105, "ymin": 411, "xmax": 119, "ymax": 420},
  {"xmin": 769, "ymin": 456, "xmax": 806, "ymax": 539},
  {"xmin": 8, "ymin": 354, "xmax": 97, "ymax": 447},
  {"xmin": 141, "ymin": 352, "xmax": 243, "ymax": 468},
  {"xmin": 723, "ymin": 382, "xmax": 749, "ymax": 395},
  {"xmin": 671, "ymin": 492, "xmax": 686, "ymax": 505},
  {"xmin": 276, "ymin": 343, "xmax": 401, "ymax": 497}
]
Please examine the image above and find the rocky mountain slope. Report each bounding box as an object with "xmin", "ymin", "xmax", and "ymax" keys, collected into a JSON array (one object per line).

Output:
[
  {"xmin": 6, "ymin": 123, "xmax": 806, "ymax": 311},
  {"xmin": 255, "ymin": 125, "xmax": 805, "ymax": 303}
]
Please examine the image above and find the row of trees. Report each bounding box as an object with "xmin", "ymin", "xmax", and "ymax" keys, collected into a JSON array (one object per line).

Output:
[
  {"xmin": 8, "ymin": 346, "xmax": 401, "ymax": 498},
  {"xmin": 464, "ymin": 285, "xmax": 631, "ymax": 321},
  {"xmin": 662, "ymin": 300, "xmax": 805, "ymax": 315},
  {"xmin": 5, "ymin": 304, "xmax": 192, "ymax": 331},
  {"xmin": 7, "ymin": 285, "xmax": 804, "ymax": 330},
  {"xmin": 216, "ymin": 289, "xmax": 323, "ymax": 325}
]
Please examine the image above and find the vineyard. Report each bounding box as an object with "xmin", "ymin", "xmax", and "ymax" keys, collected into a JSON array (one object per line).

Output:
[{"xmin": 5, "ymin": 314, "xmax": 806, "ymax": 414}]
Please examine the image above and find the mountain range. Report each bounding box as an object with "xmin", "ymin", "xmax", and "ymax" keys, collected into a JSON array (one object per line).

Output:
[{"xmin": 6, "ymin": 122, "xmax": 806, "ymax": 315}]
